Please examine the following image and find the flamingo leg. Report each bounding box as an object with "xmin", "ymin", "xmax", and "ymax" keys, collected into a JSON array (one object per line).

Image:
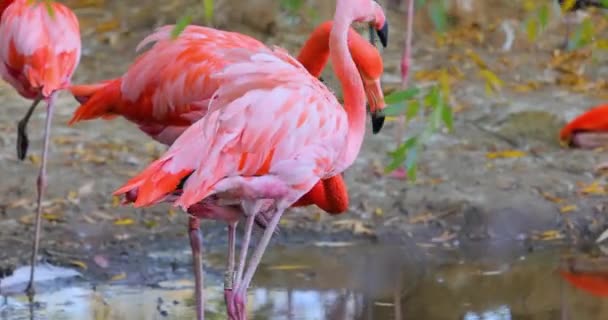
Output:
[
  {"xmin": 224, "ymin": 222, "xmax": 237, "ymax": 319},
  {"xmin": 232, "ymin": 203, "xmax": 287, "ymax": 320},
  {"xmin": 16, "ymin": 97, "xmax": 42, "ymax": 161},
  {"xmin": 188, "ymin": 216, "xmax": 205, "ymax": 320},
  {"xmin": 25, "ymin": 93, "xmax": 56, "ymax": 299}
]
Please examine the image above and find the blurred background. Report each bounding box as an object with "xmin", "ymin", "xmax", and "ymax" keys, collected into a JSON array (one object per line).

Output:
[{"xmin": 2, "ymin": 0, "xmax": 608, "ymax": 318}]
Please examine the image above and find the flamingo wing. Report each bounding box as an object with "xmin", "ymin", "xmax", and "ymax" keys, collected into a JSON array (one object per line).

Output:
[
  {"xmin": 69, "ymin": 25, "xmax": 269, "ymax": 127},
  {"xmin": 0, "ymin": 0, "xmax": 80, "ymax": 98},
  {"xmin": 115, "ymin": 47, "xmax": 348, "ymax": 210}
]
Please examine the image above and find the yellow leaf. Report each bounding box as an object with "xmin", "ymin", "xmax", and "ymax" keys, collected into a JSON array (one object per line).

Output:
[
  {"xmin": 112, "ymin": 195, "xmax": 121, "ymax": 207},
  {"xmin": 560, "ymin": 205, "xmax": 577, "ymax": 213},
  {"xmin": 485, "ymin": 150, "xmax": 526, "ymax": 159},
  {"xmin": 110, "ymin": 272, "xmax": 126, "ymax": 281},
  {"xmin": 539, "ymin": 191, "xmax": 563, "ymax": 204},
  {"xmin": 42, "ymin": 213, "xmax": 62, "ymax": 221},
  {"xmin": 479, "ymin": 69, "xmax": 504, "ymax": 94},
  {"xmin": 580, "ymin": 181, "xmax": 606, "ymax": 195},
  {"xmin": 69, "ymin": 260, "xmax": 88, "ymax": 270},
  {"xmin": 266, "ymin": 265, "xmax": 311, "ymax": 271},
  {"xmin": 561, "ymin": 0, "xmax": 576, "ymax": 12},
  {"xmin": 537, "ymin": 230, "xmax": 564, "ymax": 241},
  {"xmin": 465, "ymin": 49, "xmax": 488, "ymax": 69},
  {"xmin": 29, "ymin": 154, "xmax": 40, "ymax": 165},
  {"xmin": 374, "ymin": 208, "xmax": 383, "ymax": 216},
  {"xmin": 114, "ymin": 218, "xmax": 135, "ymax": 226},
  {"xmin": 168, "ymin": 208, "xmax": 177, "ymax": 217},
  {"xmin": 67, "ymin": 190, "xmax": 79, "ymax": 201}
]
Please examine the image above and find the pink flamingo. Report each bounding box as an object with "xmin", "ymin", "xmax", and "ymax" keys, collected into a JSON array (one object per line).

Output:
[
  {"xmin": 68, "ymin": 17, "xmax": 387, "ymax": 320},
  {"xmin": 0, "ymin": 0, "xmax": 81, "ymax": 296},
  {"xmin": 111, "ymin": 0, "xmax": 387, "ymax": 318}
]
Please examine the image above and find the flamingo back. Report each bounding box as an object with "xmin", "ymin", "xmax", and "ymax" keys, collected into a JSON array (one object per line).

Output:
[
  {"xmin": 0, "ymin": 0, "xmax": 81, "ymax": 98},
  {"xmin": 115, "ymin": 47, "xmax": 348, "ymax": 210}
]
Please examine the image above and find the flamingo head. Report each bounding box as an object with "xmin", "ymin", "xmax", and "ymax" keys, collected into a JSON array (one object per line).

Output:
[
  {"xmin": 352, "ymin": 0, "xmax": 388, "ymax": 133},
  {"xmin": 349, "ymin": 33, "xmax": 386, "ymax": 134}
]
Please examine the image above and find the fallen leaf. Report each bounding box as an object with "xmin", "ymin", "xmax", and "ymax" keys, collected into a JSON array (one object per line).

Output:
[
  {"xmin": 579, "ymin": 181, "xmax": 606, "ymax": 195},
  {"xmin": 539, "ymin": 190, "xmax": 564, "ymax": 203},
  {"xmin": 537, "ymin": 230, "xmax": 564, "ymax": 241},
  {"xmin": 374, "ymin": 208, "xmax": 383, "ymax": 216},
  {"xmin": 408, "ymin": 212, "xmax": 436, "ymax": 224},
  {"xmin": 113, "ymin": 218, "xmax": 135, "ymax": 226},
  {"xmin": 266, "ymin": 265, "xmax": 311, "ymax": 271},
  {"xmin": 560, "ymin": 205, "xmax": 577, "ymax": 213},
  {"xmin": 68, "ymin": 260, "xmax": 88, "ymax": 270},
  {"xmin": 110, "ymin": 272, "xmax": 126, "ymax": 281},
  {"xmin": 42, "ymin": 213, "xmax": 62, "ymax": 222},
  {"xmin": 486, "ymin": 150, "xmax": 526, "ymax": 159},
  {"xmin": 431, "ymin": 231, "xmax": 456, "ymax": 243}
]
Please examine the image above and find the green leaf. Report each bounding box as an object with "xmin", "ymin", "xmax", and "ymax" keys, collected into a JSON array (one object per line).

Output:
[
  {"xmin": 537, "ymin": 4, "xmax": 549, "ymax": 30},
  {"xmin": 406, "ymin": 100, "xmax": 420, "ymax": 120},
  {"xmin": 171, "ymin": 15, "xmax": 192, "ymax": 39},
  {"xmin": 383, "ymin": 103, "xmax": 406, "ymax": 117},
  {"xmin": 203, "ymin": 0, "xmax": 214, "ymax": 23},
  {"xmin": 428, "ymin": 0, "xmax": 447, "ymax": 34},
  {"xmin": 405, "ymin": 145, "xmax": 418, "ymax": 181},
  {"xmin": 384, "ymin": 87, "xmax": 420, "ymax": 105},
  {"xmin": 385, "ymin": 137, "xmax": 418, "ymax": 173},
  {"xmin": 441, "ymin": 102, "xmax": 453, "ymax": 131}
]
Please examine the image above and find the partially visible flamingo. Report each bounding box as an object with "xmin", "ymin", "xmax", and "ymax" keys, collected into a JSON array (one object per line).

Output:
[
  {"xmin": 111, "ymin": 0, "xmax": 387, "ymax": 317},
  {"xmin": 69, "ymin": 16, "xmax": 387, "ymax": 320},
  {"xmin": 560, "ymin": 104, "xmax": 608, "ymax": 149},
  {"xmin": 0, "ymin": 0, "xmax": 81, "ymax": 297}
]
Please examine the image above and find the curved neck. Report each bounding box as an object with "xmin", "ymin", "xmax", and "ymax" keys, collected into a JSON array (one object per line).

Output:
[
  {"xmin": 329, "ymin": 15, "xmax": 367, "ymax": 169},
  {"xmin": 0, "ymin": 0, "xmax": 15, "ymax": 20},
  {"xmin": 297, "ymin": 21, "xmax": 332, "ymax": 78}
]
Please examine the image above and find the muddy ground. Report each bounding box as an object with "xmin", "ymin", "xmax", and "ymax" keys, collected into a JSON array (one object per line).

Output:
[{"xmin": 2, "ymin": 0, "xmax": 608, "ymax": 282}]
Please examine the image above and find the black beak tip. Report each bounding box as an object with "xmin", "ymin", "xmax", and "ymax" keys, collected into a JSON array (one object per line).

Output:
[
  {"xmin": 371, "ymin": 112, "xmax": 385, "ymax": 134},
  {"xmin": 376, "ymin": 22, "xmax": 389, "ymax": 48}
]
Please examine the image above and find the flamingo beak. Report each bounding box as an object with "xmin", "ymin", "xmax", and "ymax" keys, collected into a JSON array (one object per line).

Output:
[
  {"xmin": 363, "ymin": 77, "xmax": 386, "ymax": 134},
  {"xmin": 377, "ymin": 21, "xmax": 389, "ymax": 48},
  {"xmin": 368, "ymin": 21, "xmax": 389, "ymax": 48}
]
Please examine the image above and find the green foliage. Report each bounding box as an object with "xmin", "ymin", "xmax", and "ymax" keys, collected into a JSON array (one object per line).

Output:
[
  {"xmin": 171, "ymin": 15, "xmax": 192, "ymax": 39},
  {"xmin": 383, "ymin": 84, "xmax": 453, "ymax": 181}
]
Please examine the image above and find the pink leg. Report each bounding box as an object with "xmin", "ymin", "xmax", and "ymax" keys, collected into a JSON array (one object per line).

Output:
[
  {"xmin": 188, "ymin": 216, "xmax": 205, "ymax": 320},
  {"xmin": 396, "ymin": 0, "xmax": 414, "ymax": 144},
  {"xmin": 25, "ymin": 93, "xmax": 57, "ymax": 299},
  {"xmin": 225, "ymin": 222, "xmax": 237, "ymax": 319},
  {"xmin": 232, "ymin": 203, "xmax": 288, "ymax": 320}
]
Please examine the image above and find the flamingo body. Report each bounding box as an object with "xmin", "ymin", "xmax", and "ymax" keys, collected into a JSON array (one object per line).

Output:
[
  {"xmin": 1, "ymin": 0, "xmax": 80, "ymax": 99},
  {"xmin": 0, "ymin": 0, "xmax": 81, "ymax": 297}
]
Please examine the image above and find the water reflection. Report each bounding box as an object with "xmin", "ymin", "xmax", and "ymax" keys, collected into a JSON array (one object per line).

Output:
[{"xmin": 2, "ymin": 246, "xmax": 608, "ymax": 319}]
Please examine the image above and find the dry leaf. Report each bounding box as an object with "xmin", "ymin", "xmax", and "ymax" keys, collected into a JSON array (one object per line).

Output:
[
  {"xmin": 68, "ymin": 260, "xmax": 88, "ymax": 270},
  {"xmin": 266, "ymin": 265, "xmax": 311, "ymax": 271},
  {"xmin": 486, "ymin": 150, "xmax": 526, "ymax": 159},
  {"xmin": 110, "ymin": 272, "xmax": 126, "ymax": 281},
  {"xmin": 560, "ymin": 205, "xmax": 577, "ymax": 213},
  {"xmin": 114, "ymin": 218, "xmax": 135, "ymax": 226},
  {"xmin": 579, "ymin": 181, "xmax": 606, "ymax": 195},
  {"xmin": 537, "ymin": 230, "xmax": 564, "ymax": 241}
]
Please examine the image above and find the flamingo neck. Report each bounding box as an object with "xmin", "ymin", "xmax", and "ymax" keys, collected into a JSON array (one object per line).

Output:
[
  {"xmin": 0, "ymin": 0, "xmax": 15, "ymax": 20},
  {"xmin": 297, "ymin": 21, "xmax": 333, "ymax": 78},
  {"xmin": 329, "ymin": 15, "xmax": 366, "ymax": 170}
]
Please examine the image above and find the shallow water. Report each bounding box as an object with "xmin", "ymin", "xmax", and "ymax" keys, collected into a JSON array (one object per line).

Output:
[{"xmin": 2, "ymin": 244, "xmax": 608, "ymax": 320}]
